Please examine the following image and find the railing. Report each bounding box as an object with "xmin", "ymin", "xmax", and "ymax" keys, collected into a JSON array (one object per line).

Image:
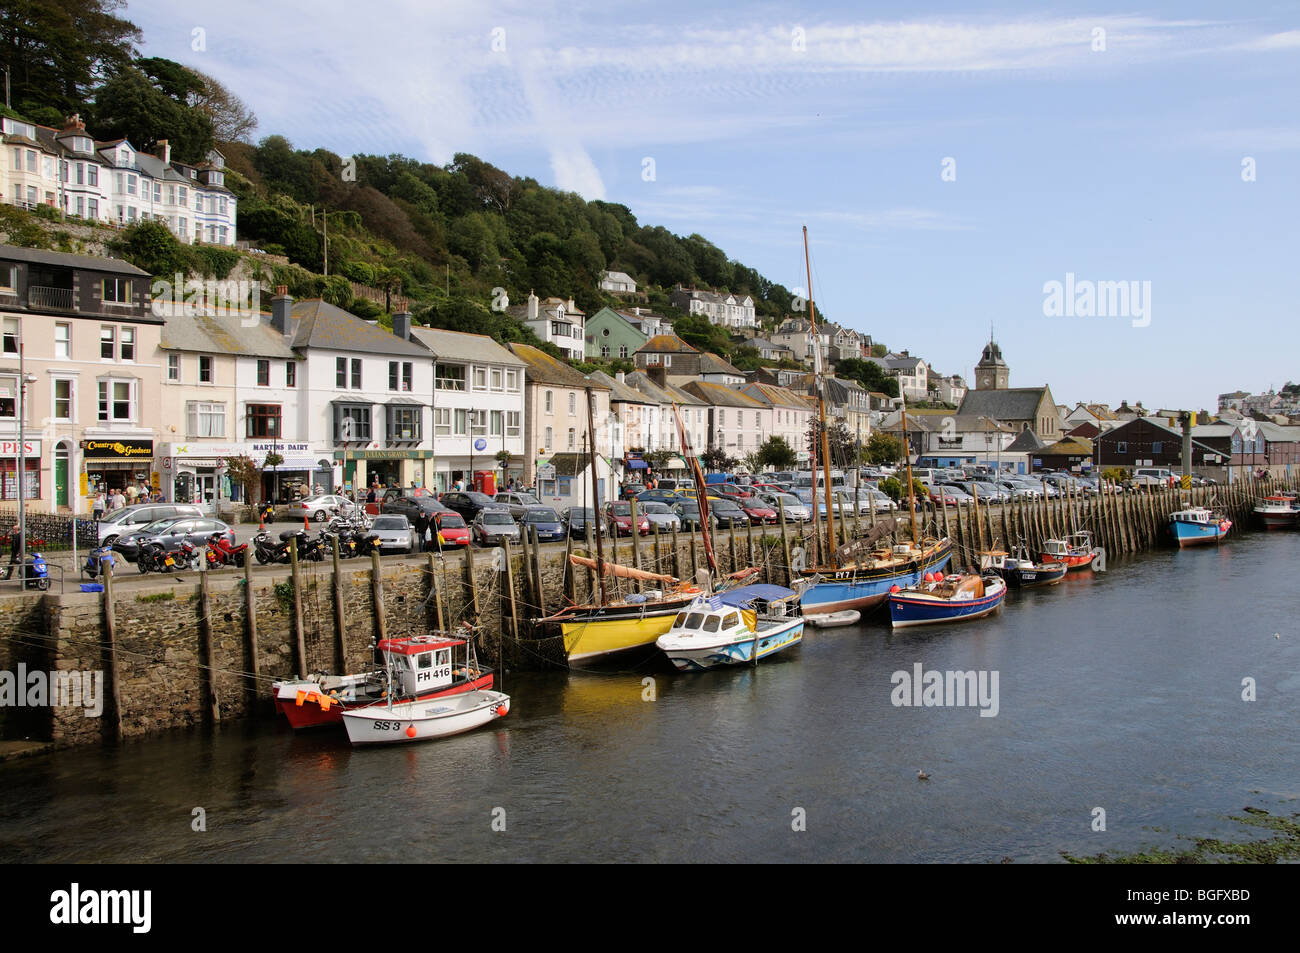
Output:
[
  {"xmin": 27, "ymin": 286, "xmax": 75, "ymax": 310},
  {"xmin": 0, "ymin": 510, "xmax": 100, "ymax": 551}
]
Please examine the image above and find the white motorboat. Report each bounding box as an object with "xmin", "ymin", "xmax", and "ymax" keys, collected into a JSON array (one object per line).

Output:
[
  {"xmin": 342, "ymin": 689, "xmax": 510, "ymax": 745},
  {"xmin": 804, "ymin": 610, "xmax": 861, "ymax": 627},
  {"xmin": 656, "ymin": 583, "xmax": 805, "ymax": 671}
]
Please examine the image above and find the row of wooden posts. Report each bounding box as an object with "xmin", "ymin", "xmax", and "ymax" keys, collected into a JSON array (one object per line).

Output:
[{"xmin": 87, "ymin": 474, "xmax": 1293, "ymax": 739}]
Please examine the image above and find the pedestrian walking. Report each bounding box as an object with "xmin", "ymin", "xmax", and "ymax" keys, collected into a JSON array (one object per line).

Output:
[
  {"xmin": 413, "ymin": 509, "xmax": 429, "ymax": 552},
  {"xmin": 92, "ymin": 492, "xmax": 105, "ymax": 521},
  {"xmin": 4, "ymin": 524, "xmax": 21, "ymax": 581}
]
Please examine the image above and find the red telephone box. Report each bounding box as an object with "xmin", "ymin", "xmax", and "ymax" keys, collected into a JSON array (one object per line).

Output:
[{"xmin": 474, "ymin": 470, "xmax": 497, "ymax": 496}]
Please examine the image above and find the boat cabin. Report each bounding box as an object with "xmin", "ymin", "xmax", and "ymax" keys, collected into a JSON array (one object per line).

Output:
[
  {"xmin": 1170, "ymin": 506, "xmax": 1222, "ymax": 525},
  {"xmin": 1043, "ymin": 531, "xmax": 1092, "ymax": 558},
  {"xmin": 378, "ymin": 635, "xmax": 465, "ymax": 695},
  {"xmin": 667, "ymin": 584, "xmax": 800, "ymax": 639}
]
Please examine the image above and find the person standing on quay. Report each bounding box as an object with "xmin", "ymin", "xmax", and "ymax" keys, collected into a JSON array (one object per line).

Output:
[{"xmin": 92, "ymin": 492, "xmax": 105, "ymax": 521}]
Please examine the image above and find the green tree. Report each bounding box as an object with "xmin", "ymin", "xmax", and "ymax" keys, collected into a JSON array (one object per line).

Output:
[
  {"xmin": 756, "ymin": 435, "xmax": 797, "ymax": 470},
  {"xmin": 701, "ymin": 447, "xmax": 736, "ymax": 473},
  {"xmin": 109, "ymin": 220, "xmax": 196, "ymax": 277},
  {"xmin": 805, "ymin": 418, "xmax": 857, "ymax": 469},
  {"xmin": 864, "ymin": 431, "xmax": 904, "ymax": 466},
  {"xmin": 92, "ymin": 59, "xmax": 215, "ymax": 162}
]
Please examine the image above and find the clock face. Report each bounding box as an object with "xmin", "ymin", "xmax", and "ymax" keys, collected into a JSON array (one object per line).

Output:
[{"xmin": 982, "ymin": 377, "xmax": 991, "ymax": 387}]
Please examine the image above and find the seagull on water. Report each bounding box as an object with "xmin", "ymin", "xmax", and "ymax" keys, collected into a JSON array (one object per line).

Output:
[{"xmin": 917, "ymin": 769, "xmax": 930, "ymax": 782}]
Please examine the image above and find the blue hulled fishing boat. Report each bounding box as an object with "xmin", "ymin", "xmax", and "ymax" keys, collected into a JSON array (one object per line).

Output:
[
  {"xmin": 888, "ymin": 573, "xmax": 1007, "ymax": 629},
  {"xmin": 1169, "ymin": 506, "xmax": 1231, "ymax": 548}
]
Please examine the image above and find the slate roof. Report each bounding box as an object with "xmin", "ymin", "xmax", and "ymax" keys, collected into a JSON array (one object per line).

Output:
[
  {"xmin": 1038, "ymin": 437, "xmax": 1094, "ymax": 455},
  {"xmin": 588, "ymin": 370, "xmax": 653, "ymax": 404},
  {"xmin": 408, "ymin": 326, "xmax": 525, "ymax": 367},
  {"xmin": 957, "ymin": 387, "xmax": 1051, "ymax": 422},
  {"xmin": 698, "ymin": 352, "xmax": 744, "ymax": 377},
  {"xmin": 0, "ymin": 243, "xmax": 147, "ymax": 276},
  {"xmin": 286, "ymin": 300, "xmax": 430, "ymax": 357},
  {"xmin": 507, "ymin": 343, "xmax": 609, "ymax": 389},
  {"xmin": 681, "ymin": 381, "xmax": 767, "ymax": 409},
  {"xmin": 637, "ymin": 334, "xmax": 698, "ymax": 354},
  {"xmin": 740, "ymin": 382, "xmax": 808, "ymax": 409},
  {"xmin": 1005, "ymin": 429, "xmax": 1047, "ymax": 452},
  {"xmin": 161, "ymin": 311, "xmax": 296, "ymax": 358}
]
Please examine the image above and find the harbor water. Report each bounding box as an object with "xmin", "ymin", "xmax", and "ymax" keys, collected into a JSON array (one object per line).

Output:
[{"xmin": 1, "ymin": 531, "xmax": 1296, "ymax": 863}]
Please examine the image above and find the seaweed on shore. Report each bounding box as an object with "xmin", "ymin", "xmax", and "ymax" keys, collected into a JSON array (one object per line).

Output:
[{"xmin": 1063, "ymin": 807, "xmax": 1300, "ymax": 864}]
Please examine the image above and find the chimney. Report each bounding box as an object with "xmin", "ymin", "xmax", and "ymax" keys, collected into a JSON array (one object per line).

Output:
[
  {"xmin": 63, "ymin": 114, "xmax": 86, "ymax": 132},
  {"xmin": 156, "ymin": 139, "xmax": 171, "ymax": 165},
  {"xmin": 648, "ymin": 364, "xmax": 667, "ymax": 388},
  {"xmin": 633, "ymin": 307, "xmax": 640, "ymax": 316},
  {"xmin": 392, "ymin": 304, "xmax": 411, "ymax": 342},
  {"xmin": 271, "ymin": 285, "xmax": 293, "ymax": 335},
  {"xmin": 567, "ymin": 297, "xmax": 576, "ymax": 312},
  {"xmin": 527, "ymin": 290, "xmax": 539, "ymax": 321},
  {"xmin": 616, "ymin": 371, "xmax": 626, "ymax": 384}
]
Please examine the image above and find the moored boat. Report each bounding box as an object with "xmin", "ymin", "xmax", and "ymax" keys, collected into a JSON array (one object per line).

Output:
[
  {"xmin": 979, "ymin": 545, "xmax": 1067, "ymax": 589},
  {"xmin": 272, "ymin": 631, "xmax": 493, "ymax": 730},
  {"xmin": 805, "ymin": 609, "xmax": 861, "ymax": 627},
  {"xmin": 888, "ymin": 573, "xmax": 1007, "ymax": 629},
  {"xmin": 342, "ymin": 689, "xmax": 510, "ymax": 745},
  {"xmin": 1041, "ymin": 531, "xmax": 1102, "ymax": 571},
  {"xmin": 656, "ymin": 583, "xmax": 805, "ymax": 671},
  {"xmin": 1169, "ymin": 506, "xmax": 1231, "ymax": 547},
  {"xmin": 1254, "ymin": 495, "xmax": 1298, "ymax": 530},
  {"xmin": 799, "ymin": 537, "xmax": 953, "ymax": 614}
]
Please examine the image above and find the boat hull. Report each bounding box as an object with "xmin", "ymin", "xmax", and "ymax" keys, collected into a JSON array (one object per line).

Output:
[
  {"xmin": 1170, "ymin": 519, "xmax": 1231, "ymax": 547},
  {"xmin": 1255, "ymin": 511, "xmax": 1297, "ymax": 530},
  {"xmin": 1002, "ymin": 563, "xmax": 1067, "ymax": 588},
  {"xmin": 888, "ymin": 581, "xmax": 1006, "ymax": 628},
  {"xmin": 658, "ymin": 619, "xmax": 804, "ymax": 671},
  {"xmin": 272, "ymin": 672, "xmax": 494, "ymax": 729},
  {"xmin": 799, "ymin": 541, "xmax": 953, "ymax": 614},
  {"xmin": 805, "ymin": 610, "xmax": 861, "ymax": 627},
  {"xmin": 343, "ymin": 690, "xmax": 510, "ymax": 745},
  {"xmin": 560, "ymin": 603, "xmax": 686, "ymax": 664}
]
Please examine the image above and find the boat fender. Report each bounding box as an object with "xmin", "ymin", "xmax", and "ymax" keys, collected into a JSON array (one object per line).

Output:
[
  {"xmin": 405, "ymin": 725, "xmax": 417, "ymax": 738},
  {"xmin": 495, "ymin": 705, "xmax": 508, "ymax": 717},
  {"xmin": 889, "ymin": 585, "xmax": 900, "ymax": 593}
]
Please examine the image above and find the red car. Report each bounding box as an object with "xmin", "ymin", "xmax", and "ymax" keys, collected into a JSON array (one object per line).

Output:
[
  {"xmin": 604, "ymin": 501, "xmax": 650, "ymax": 536},
  {"xmin": 432, "ymin": 511, "xmax": 471, "ymax": 548},
  {"xmin": 736, "ymin": 498, "xmax": 779, "ymax": 524}
]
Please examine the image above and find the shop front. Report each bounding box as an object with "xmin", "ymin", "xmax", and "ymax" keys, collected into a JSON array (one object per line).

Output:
[
  {"xmin": 83, "ymin": 438, "xmax": 155, "ymax": 499},
  {"xmin": 0, "ymin": 439, "xmax": 42, "ymax": 505},
  {"xmin": 248, "ymin": 442, "xmax": 332, "ymax": 503},
  {"xmin": 336, "ymin": 449, "xmax": 434, "ymax": 498}
]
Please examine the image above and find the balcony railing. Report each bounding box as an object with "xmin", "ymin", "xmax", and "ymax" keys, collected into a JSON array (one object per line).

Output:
[{"xmin": 27, "ymin": 286, "xmax": 74, "ymax": 311}]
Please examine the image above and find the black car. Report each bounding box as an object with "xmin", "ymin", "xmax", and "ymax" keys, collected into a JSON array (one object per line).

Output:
[
  {"xmin": 703, "ymin": 497, "xmax": 749, "ymax": 528},
  {"xmin": 439, "ymin": 491, "xmax": 506, "ymax": 523},
  {"xmin": 113, "ymin": 516, "xmax": 236, "ymax": 561},
  {"xmin": 381, "ymin": 493, "xmax": 449, "ymax": 523},
  {"xmin": 672, "ymin": 500, "xmax": 718, "ymax": 530},
  {"xmin": 562, "ymin": 506, "xmax": 596, "ymax": 538}
]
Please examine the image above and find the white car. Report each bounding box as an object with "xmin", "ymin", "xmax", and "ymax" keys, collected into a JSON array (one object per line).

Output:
[
  {"xmin": 639, "ymin": 501, "xmax": 682, "ymax": 532},
  {"xmin": 292, "ymin": 494, "xmax": 356, "ymax": 522}
]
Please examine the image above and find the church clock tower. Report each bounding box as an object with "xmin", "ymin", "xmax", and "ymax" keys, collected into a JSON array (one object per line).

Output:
[{"xmin": 975, "ymin": 337, "xmax": 1009, "ymax": 390}]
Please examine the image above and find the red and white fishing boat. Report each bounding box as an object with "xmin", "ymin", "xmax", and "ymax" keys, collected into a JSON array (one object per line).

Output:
[
  {"xmin": 1254, "ymin": 495, "xmax": 1298, "ymax": 530},
  {"xmin": 1040, "ymin": 531, "xmax": 1103, "ymax": 571},
  {"xmin": 271, "ymin": 630, "xmax": 493, "ymax": 730}
]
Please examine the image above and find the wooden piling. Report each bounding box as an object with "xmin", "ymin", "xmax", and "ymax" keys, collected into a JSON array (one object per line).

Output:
[
  {"xmin": 778, "ymin": 501, "xmax": 792, "ymax": 586},
  {"xmin": 100, "ymin": 558, "xmax": 124, "ymax": 744},
  {"xmin": 501, "ymin": 538, "xmax": 520, "ymax": 647},
  {"xmin": 463, "ymin": 544, "xmax": 479, "ymax": 622},
  {"xmin": 332, "ymin": 536, "xmax": 347, "ymax": 668},
  {"xmin": 426, "ymin": 552, "xmax": 445, "ymax": 631},
  {"xmin": 531, "ymin": 526, "xmax": 547, "ymax": 617},
  {"xmin": 290, "ymin": 543, "xmax": 308, "ymax": 676},
  {"xmin": 369, "ymin": 549, "xmax": 387, "ymax": 645},
  {"xmin": 242, "ymin": 554, "xmax": 260, "ymax": 709},
  {"xmin": 197, "ymin": 568, "xmax": 220, "ymax": 725}
]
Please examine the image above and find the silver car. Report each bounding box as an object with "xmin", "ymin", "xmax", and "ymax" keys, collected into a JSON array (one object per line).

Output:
[
  {"xmin": 770, "ymin": 492, "xmax": 811, "ymax": 522},
  {"xmin": 638, "ymin": 501, "xmax": 681, "ymax": 532},
  {"xmin": 93, "ymin": 503, "xmax": 204, "ymax": 546},
  {"xmin": 369, "ymin": 514, "xmax": 416, "ymax": 554},
  {"xmin": 473, "ymin": 509, "xmax": 521, "ymax": 546}
]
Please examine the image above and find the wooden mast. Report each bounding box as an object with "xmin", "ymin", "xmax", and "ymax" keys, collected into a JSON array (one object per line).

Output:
[
  {"xmin": 673, "ymin": 403, "xmax": 718, "ymax": 581},
  {"xmin": 804, "ymin": 225, "xmax": 836, "ymax": 565},
  {"xmin": 899, "ymin": 390, "xmax": 919, "ymax": 546},
  {"xmin": 584, "ymin": 386, "xmax": 608, "ymax": 605}
]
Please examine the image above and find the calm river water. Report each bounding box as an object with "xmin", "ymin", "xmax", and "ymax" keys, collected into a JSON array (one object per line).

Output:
[{"xmin": 2, "ymin": 531, "xmax": 1296, "ymax": 863}]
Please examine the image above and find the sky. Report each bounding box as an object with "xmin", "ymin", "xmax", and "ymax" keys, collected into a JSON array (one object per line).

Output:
[{"xmin": 130, "ymin": 0, "xmax": 1300, "ymax": 412}]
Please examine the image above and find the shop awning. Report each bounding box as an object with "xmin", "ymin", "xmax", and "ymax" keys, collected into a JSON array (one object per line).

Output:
[
  {"xmin": 666, "ymin": 458, "xmax": 686, "ymax": 470},
  {"xmin": 626, "ymin": 459, "xmax": 648, "ymax": 469}
]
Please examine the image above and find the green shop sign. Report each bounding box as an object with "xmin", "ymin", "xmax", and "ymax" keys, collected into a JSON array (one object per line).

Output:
[{"xmin": 333, "ymin": 450, "xmax": 434, "ymax": 460}]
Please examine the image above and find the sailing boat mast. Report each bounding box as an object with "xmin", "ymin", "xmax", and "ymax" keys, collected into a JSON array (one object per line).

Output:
[
  {"xmin": 804, "ymin": 225, "xmax": 837, "ymax": 565},
  {"xmin": 673, "ymin": 403, "xmax": 718, "ymax": 581},
  {"xmin": 899, "ymin": 390, "xmax": 919, "ymax": 546},
  {"xmin": 584, "ymin": 386, "xmax": 608, "ymax": 605}
]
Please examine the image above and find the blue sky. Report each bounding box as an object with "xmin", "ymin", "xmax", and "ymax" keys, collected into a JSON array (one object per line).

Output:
[{"xmin": 131, "ymin": 1, "xmax": 1300, "ymax": 411}]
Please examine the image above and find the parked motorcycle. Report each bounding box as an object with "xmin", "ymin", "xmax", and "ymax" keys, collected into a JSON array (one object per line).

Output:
[
  {"xmin": 138, "ymin": 540, "xmax": 179, "ymax": 574},
  {"xmin": 253, "ymin": 531, "xmax": 293, "ymax": 565},
  {"xmin": 82, "ymin": 546, "xmax": 117, "ymax": 580},
  {"xmin": 6, "ymin": 552, "xmax": 50, "ymax": 590},
  {"xmin": 205, "ymin": 534, "xmax": 248, "ymax": 569}
]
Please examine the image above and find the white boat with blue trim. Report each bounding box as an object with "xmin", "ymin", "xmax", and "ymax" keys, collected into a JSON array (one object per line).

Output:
[{"xmin": 656, "ymin": 583, "xmax": 806, "ymax": 671}]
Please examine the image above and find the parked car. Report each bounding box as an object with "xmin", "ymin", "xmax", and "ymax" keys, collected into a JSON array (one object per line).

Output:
[
  {"xmin": 704, "ymin": 497, "xmax": 750, "ymax": 528},
  {"xmin": 370, "ymin": 486, "xmax": 444, "ymax": 516},
  {"xmin": 861, "ymin": 488, "xmax": 899, "ymax": 513},
  {"xmin": 928, "ymin": 485, "xmax": 974, "ymax": 507},
  {"xmin": 381, "ymin": 493, "xmax": 449, "ymax": 523},
  {"xmin": 440, "ymin": 490, "xmax": 507, "ymax": 523},
  {"xmin": 769, "ymin": 492, "xmax": 811, "ymax": 522},
  {"xmin": 562, "ymin": 506, "xmax": 596, "ymax": 538},
  {"xmin": 290, "ymin": 494, "xmax": 356, "ymax": 523},
  {"xmin": 369, "ymin": 514, "xmax": 417, "ymax": 554},
  {"xmin": 604, "ymin": 501, "xmax": 650, "ymax": 536},
  {"xmin": 113, "ymin": 516, "xmax": 236, "ymax": 562},
  {"xmin": 494, "ymin": 491, "xmax": 544, "ymax": 520},
  {"xmin": 960, "ymin": 480, "xmax": 1009, "ymax": 503},
  {"xmin": 736, "ymin": 496, "xmax": 778, "ymax": 525},
  {"xmin": 519, "ymin": 506, "xmax": 567, "ymax": 542},
  {"xmin": 672, "ymin": 500, "xmax": 718, "ymax": 530},
  {"xmin": 472, "ymin": 509, "xmax": 521, "ymax": 546},
  {"xmin": 431, "ymin": 511, "xmax": 470, "ymax": 548},
  {"xmin": 638, "ymin": 501, "xmax": 682, "ymax": 532},
  {"xmin": 635, "ymin": 489, "xmax": 683, "ymax": 504},
  {"xmin": 619, "ymin": 483, "xmax": 646, "ymax": 500},
  {"xmin": 94, "ymin": 503, "xmax": 204, "ymax": 546}
]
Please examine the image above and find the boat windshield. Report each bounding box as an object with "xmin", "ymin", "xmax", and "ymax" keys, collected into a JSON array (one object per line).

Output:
[
  {"xmin": 684, "ymin": 612, "xmax": 705, "ymax": 629},
  {"xmin": 672, "ymin": 612, "xmax": 688, "ymax": 628},
  {"xmin": 702, "ymin": 615, "xmax": 721, "ymax": 633}
]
